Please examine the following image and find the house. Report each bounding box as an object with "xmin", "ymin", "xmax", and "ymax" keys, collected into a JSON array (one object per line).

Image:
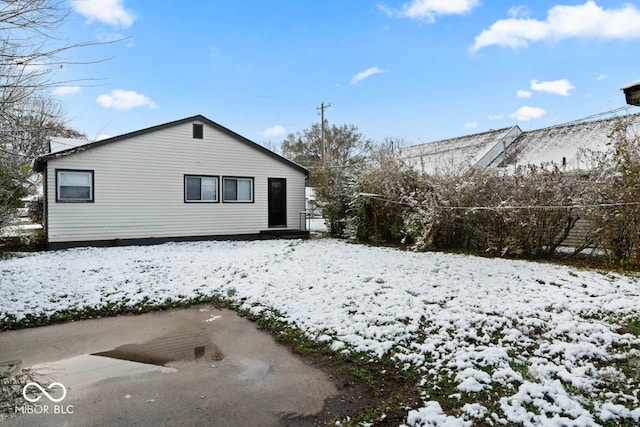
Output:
[
  {"xmin": 621, "ymin": 80, "xmax": 640, "ymax": 106},
  {"xmin": 33, "ymin": 115, "xmax": 310, "ymax": 249},
  {"xmin": 399, "ymin": 113, "xmax": 640, "ymax": 174}
]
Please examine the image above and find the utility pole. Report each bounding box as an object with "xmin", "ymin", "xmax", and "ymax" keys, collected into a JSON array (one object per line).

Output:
[{"xmin": 317, "ymin": 102, "xmax": 330, "ymax": 163}]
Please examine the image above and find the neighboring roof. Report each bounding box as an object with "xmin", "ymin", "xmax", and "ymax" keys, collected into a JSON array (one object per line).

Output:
[
  {"xmin": 400, "ymin": 112, "xmax": 640, "ymax": 173},
  {"xmin": 621, "ymin": 80, "xmax": 640, "ymax": 106},
  {"xmin": 621, "ymin": 80, "xmax": 640, "ymax": 90},
  {"xmin": 491, "ymin": 113, "xmax": 640, "ymax": 170},
  {"xmin": 33, "ymin": 115, "xmax": 309, "ymax": 176},
  {"xmin": 49, "ymin": 137, "xmax": 91, "ymax": 154},
  {"xmin": 398, "ymin": 126, "xmax": 517, "ymax": 174}
]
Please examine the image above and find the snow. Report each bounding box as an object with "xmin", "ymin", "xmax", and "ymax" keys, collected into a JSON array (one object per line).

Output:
[
  {"xmin": 1, "ymin": 237, "xmax": 639, "ymax": 425},
  {"xmin": 398, "ymin": 127, "xmax": 513, "ymax": 174},
  {"xmin": 404, "ymin": 401, "xmax": 471, "ymax": 427},
  {"xmin": 399, "ymin": 113, "xmax": 640, "ymax": 173}
]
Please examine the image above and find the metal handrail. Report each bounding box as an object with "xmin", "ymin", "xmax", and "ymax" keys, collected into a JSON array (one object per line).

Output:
[{"xmin": 299, "ymin": 211, "xmax": 311, "ymax": 231}]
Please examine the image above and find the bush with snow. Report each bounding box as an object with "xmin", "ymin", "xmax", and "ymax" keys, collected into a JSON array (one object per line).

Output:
[{"xmin": 328, "ymin": 117, "xmax": 640, "ymax": 266}]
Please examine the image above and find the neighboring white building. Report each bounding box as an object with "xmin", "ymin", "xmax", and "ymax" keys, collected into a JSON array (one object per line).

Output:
[
  {"xmin": 305, "ymin": 187, "xmax": 322, "ymax": 218},
  {"xmin": 33, "ymin": 115, "xmax": 309, "ymax": 249},
  {"xmin": 399, "ymin": 113, "xmax": 640, "ymax": 173}
]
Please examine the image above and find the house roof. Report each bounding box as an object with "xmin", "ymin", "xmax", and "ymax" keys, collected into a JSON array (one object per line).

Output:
[
  {"xmin": 49, "ymin": 137, "xmax": 91, "ymax": 154},
  {"xmin": 398, "ymin": 126, "xmax": 517, "ymax": 174},
  {"xmin": 621, "ymin": 80, "xmax": 640, "ymax": 106},
  {"xmin": 621, "ymin": 80, "xmax": 640, "ymax": 90},
  {"xmin": 491, "ymin": 113, "xmax": 640, "ymax": 170},
  {"xmin": 399, "ymin": 112, "xmax": 640, "ymax": 173},
  {"xmin": 33, "ymin": 115, "xmax": 309, "ymax": 176}
]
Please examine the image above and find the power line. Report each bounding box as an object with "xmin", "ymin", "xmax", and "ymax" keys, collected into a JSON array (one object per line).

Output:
[
  {"xmin": 548, "ymin": 105, "xmax": 635, "ymax": 128},
  {"xmin": 358, "ymin": 193, "xmax": 640, "ymax": 211}
]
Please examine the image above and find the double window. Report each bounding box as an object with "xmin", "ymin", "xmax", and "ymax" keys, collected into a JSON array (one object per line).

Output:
[
  {"xmin": 185, "ymin": 175, "xmax": 218, "ymax": 202},
  {"xmin": 222, "ymin": 177, "xmax": 253, "ymax": 203},
  {"xmin": 56, "ymin": 169, "xmax": 94, "ymax": 202},
  {"xmin": 184, "ymin": 176, "xmax": 254, "ymax": 203}
]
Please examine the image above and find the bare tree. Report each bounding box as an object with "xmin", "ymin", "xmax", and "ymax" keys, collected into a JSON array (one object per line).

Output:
[
  {"xmin": 282, "ymin": 121, "xmax": 373, "ymax": 234},
  {"xmin": 0, "ymin": 0, "xmax": 94, "ymax": 233}
]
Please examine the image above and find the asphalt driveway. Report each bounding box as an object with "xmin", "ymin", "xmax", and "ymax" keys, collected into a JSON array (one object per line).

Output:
[{"xmin": 0, "ymin": 306, "xmax": 339, "ymax": 426}]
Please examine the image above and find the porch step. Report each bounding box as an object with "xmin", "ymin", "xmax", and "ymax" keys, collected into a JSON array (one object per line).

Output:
[{"xmin": 259, "ymin": 229, "xmax": 310, "ymax": 240}]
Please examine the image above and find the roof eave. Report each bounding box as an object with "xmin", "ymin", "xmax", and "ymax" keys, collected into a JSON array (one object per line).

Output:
[{"xmin": 621, "ymin": 80, "xmax": 640, "ymax": 90}]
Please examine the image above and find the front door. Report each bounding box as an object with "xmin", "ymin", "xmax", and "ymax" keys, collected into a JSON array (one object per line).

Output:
[{"xmin": 268, "ymin": 178, "xmax": 287, "ymax": 227}]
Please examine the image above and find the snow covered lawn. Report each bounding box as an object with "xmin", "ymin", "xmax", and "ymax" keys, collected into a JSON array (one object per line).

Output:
[{"xmin": 1, "ymin": 238, "xmax": 639, "ymax": 426}]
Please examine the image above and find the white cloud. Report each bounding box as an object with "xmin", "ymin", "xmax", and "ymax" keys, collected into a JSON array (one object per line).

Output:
[
  {"xmin": 96, "ymin": 90, "xmax": 156, "ymax": 110},
  {"xmin": 530, "ymin": 79, "xmax": 574, "ymax": 96},
  {"xmin": 510, "ymin": 106, "xmax": 546, "ymax": 121},
  {"xmin": 261, "ymin": 125, "xmax": 286, "ymax": 137},
  {"xmin": 53, "ymin": 86, "xmax": 81, "ymax": 96},
  {"xmin": 471, "ymin": 1, "xmax": 640, "ymax": 51},
  {"xmin": 517, "ymin": 89, "xmax": 532, "ymax": 98},
  {"xmin": 72, "ymin": 0, "xmax": 136, "ymax": 28},
  {"xmin": 379, "ymin": 0, "xmax": 478, "ymax": 22},
  {"xmin": 508, "ymin": 5, "xmax": 530, "ymax": 19},
  {"xmin": 464, "ymin": 122, "xmax": 478, "ymax": 129},
  {"xmin": 351, "ymin": 67, "xmax": 386, "ymax": 84},
  {"xmin": 488, "ymin": 114, "xmax": 504, "ymax": 120},
  {"xmin": 596, "ymin": 73, "xmax": 608, "ymax": 80}
]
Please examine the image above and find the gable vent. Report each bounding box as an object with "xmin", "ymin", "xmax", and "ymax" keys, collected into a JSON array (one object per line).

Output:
[{"xmin": 193, "ymin": 123, "xmax": 204, "ymax": 139}]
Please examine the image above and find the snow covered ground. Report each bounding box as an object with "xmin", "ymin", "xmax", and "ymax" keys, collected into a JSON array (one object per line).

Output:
[{"xmin": 1, "ymin": 237, "xmax": 639, "ymax": 426}]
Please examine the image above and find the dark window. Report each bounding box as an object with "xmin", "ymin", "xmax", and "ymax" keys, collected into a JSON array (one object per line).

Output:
[
  {"xmin": 222, "ymin": 177, "xmax": 253, "ymax": 202},
  {"xmin": 185, "ymin": 175, "xmax": 218, "ymax": 202},
  {"xmin": 56, "ymin": 170, "xmax": 94, "ymax": 202},
  {"xmin": 193, "ymin": 123, "xmax": 204, "ymax": 139}
]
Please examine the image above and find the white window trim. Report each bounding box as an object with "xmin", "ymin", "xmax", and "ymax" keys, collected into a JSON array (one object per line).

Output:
[
  {"xmin": 184, "ymin": 175, "xmax": 219, "ymax": 203},
  {"xmin": 222, "ymin": 177, "xmax": 254, "ymax": 203},
  {"xmin": 56, "ymin": 169, "xmax": 94, "ymax": 203}
]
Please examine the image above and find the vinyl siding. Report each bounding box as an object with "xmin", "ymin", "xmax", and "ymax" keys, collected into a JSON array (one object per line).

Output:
[
  {"xmin": 45, "ymin": 120, "xmax": 306, "ymax": 243},
  {"xmin": 561, "ymin": 219, "xmax": 593, "ymax": 248}
]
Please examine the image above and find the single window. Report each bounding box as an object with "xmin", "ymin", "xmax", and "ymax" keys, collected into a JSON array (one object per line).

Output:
[
  {"xmin": 57, "ymin": 170, "xmax": 93, "ymax": 202},
  {"xmin": 185, "ymin": 175, "xmax": 218, "ymax": 202},
  {"xmin": 193, "ymin": 123, "xmax": 204, "ymax": 139},
  {"xmin": 223, "ymin": 177, "xmax": 253, "ymax": 202}
]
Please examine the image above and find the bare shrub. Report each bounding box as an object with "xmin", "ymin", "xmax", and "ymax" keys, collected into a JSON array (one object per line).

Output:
[
  {"xmin": 501, "ymin": 164, "xmax": 581, "ymax": 258},
  {"xmin": 347, "ymin": 149, "xmax": 422, "ymax": 244},
  {"xmin": 581, "ymin": 118, "xmax": 640, "ymax": 265}
]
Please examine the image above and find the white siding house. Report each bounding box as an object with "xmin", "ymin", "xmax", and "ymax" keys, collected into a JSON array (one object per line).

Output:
[{"xmin": 33, "ymin": 115, "xmax": 309, "ymax": 249}]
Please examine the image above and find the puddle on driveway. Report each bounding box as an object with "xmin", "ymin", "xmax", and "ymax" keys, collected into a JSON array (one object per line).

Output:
[
  {"xmin": 1, "ymin": 306, "xmax": 340, "ymax": 426},
  {"xmin": 92, "ymin": 329, "xmax": 224, "ymax": 366},
  {"xmin": 237, "ymin": 358, "xmax": 275, "ymax": 383}
]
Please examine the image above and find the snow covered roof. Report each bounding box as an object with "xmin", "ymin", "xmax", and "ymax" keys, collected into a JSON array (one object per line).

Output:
[
  {"xmin": 621, "ymin": 80, "xmax": 640, "ymax": 90},
  {"xmin": 400, "ymin": 113, "xmax": 640, "ymax": 173},
  {"xmin": 398, "ymin": 127, "xmax": 517, "ymax": 174},
  {"xmin": 49, "ymin": 137, "xmax": 91, "ymax": 154},
  {"xmin": 621, "ymin": 80, "xmax": 640, "ymax": 106},
  {"xmin": 492, "ymin": 113, "xmax": 640, "ymax": 170}
]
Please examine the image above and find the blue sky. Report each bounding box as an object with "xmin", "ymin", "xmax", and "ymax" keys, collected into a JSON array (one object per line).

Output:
[{"xmin": 52, "ymin": 0, "xmax": 640, "ymax": 146}]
